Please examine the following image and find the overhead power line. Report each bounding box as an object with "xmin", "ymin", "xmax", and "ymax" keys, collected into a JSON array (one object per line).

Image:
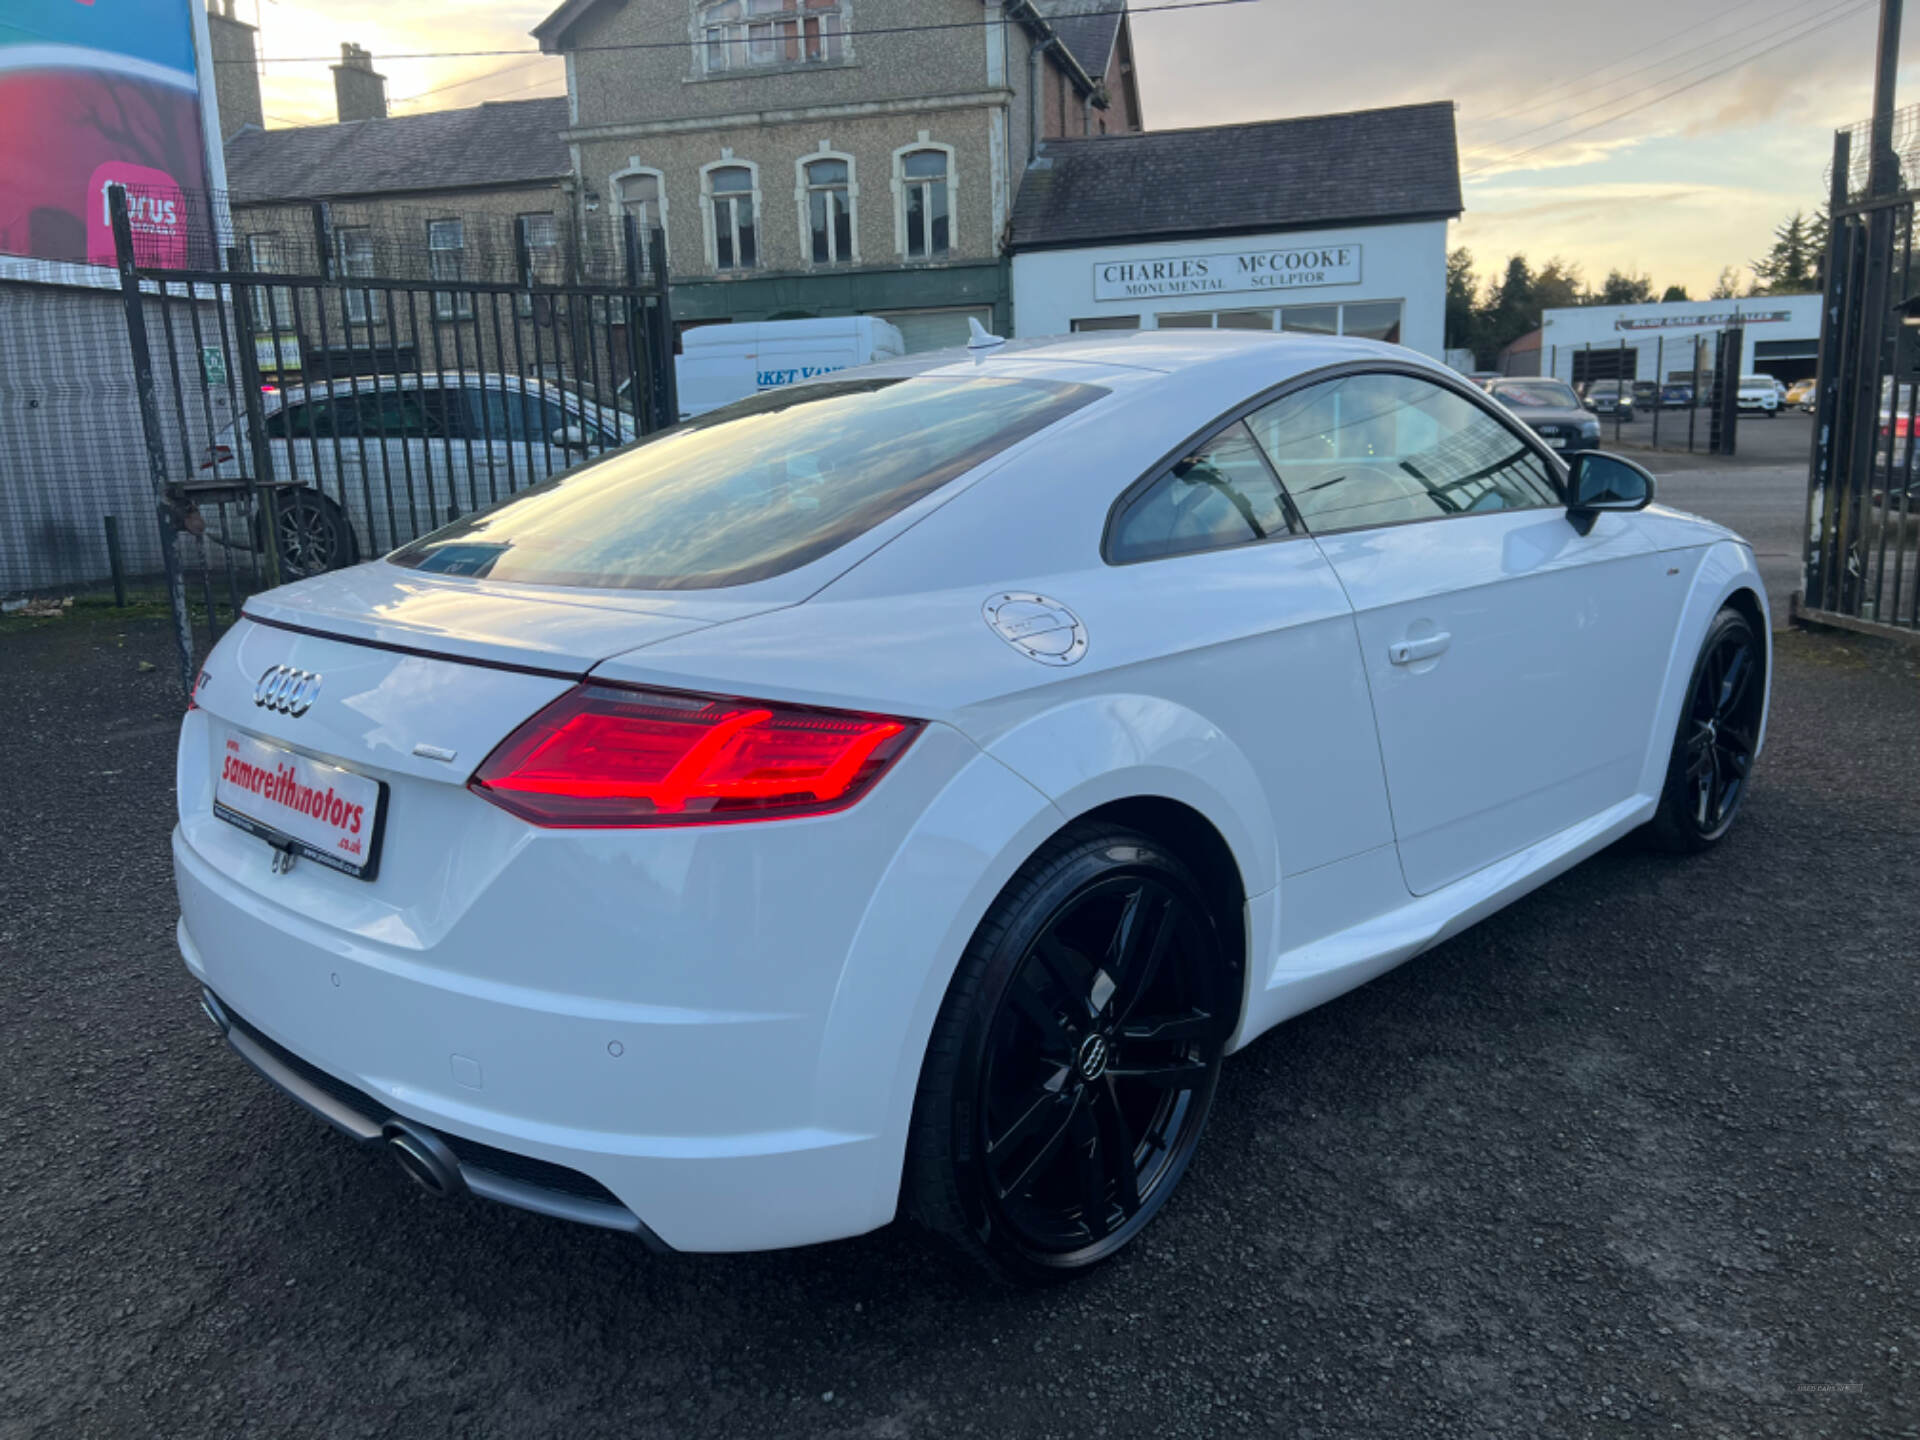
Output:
[
  {"xmin": 389, "ymin": 56, "xmax": 555, "ymax": 109},
  {"xmin": 218, "ymin": 0, "xmax": 1255, "ymax": 63},
  {"xmin": 1465, "ymin": 0, "xmax": 1877, "ymax": 178},
  {"xmin": 1472, "ymin": 0, "xmax": 1797, "ymax": 130}
]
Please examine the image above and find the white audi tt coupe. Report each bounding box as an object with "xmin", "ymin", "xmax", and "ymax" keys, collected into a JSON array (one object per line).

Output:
[{"xmin": 175, "ymin": 330, "xmax": 1770, "ymax": 1282}]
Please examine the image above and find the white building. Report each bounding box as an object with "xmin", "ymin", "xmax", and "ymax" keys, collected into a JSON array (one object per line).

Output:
[
  {"xmin": 1008, "ymin": 103, "xmax": 1461, "ymax": 357},
  {"xmin": 1540, "ymin": 294, "xmax": 1824, "ymax": 388}
]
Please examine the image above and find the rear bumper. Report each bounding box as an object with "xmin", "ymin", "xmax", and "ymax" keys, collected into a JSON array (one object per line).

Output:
[{"xmin": 197, "ymin": 982, "xmax": 670, "ymax": 1246}]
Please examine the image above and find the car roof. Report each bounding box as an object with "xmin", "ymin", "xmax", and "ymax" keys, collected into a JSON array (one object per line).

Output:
[{"xmin": 842, "ymin": 328, "xmax": 1437, "ymax": 392}]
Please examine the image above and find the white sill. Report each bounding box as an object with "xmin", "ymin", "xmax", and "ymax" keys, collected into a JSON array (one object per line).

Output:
[{"xmin": 685, "ymin": 59, "xmax": 859, "ymax": 84}]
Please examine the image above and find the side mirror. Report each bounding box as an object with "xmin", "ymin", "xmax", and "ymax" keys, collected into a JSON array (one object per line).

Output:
[
  {"xmin": 1565, "ymin": 451, "xmax": 1655, "ymax": 534},
  {"xmin": 550, "ymin": 424, "xmax": 590, "ymax": 451}
]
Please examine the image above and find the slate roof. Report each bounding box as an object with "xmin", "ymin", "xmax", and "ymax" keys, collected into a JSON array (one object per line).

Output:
[
  {"xmin": 1010, "ymin": 101, "xmax": 1462, "ymax": 251},
  {"xmin": 224, "ymin": 97, "xmax": 571, "ymax": 204},
  {"xmin": 1036, "ymin": 0, "xmax": 1124, "ymax": 77}
]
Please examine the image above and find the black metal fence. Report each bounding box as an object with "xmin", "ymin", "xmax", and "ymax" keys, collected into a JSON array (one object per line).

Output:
[
  {"xmin": 1546, "ymin": 332, "xmax": 1745, "ymax": 455},
  {"xmin": 1804, "ymin": 119, "xmax": 1920, "ymax": 636},
  {"xmin": 103, "ymin": 186, "xmax": 676, "ymax": 695}
]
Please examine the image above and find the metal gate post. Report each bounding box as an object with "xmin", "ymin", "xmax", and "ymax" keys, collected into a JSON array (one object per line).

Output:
[
  {"xmin": 649, "ymin": 225, "xmax": 677, "ymax": 425},
  {"xmin": 227, "ymin": 244, "xmax": 285, "ymax": 589},
  {"xmin": 1652, "ymin": 336, "xmax": 1664, "ymax": 448},
  {"xmin": 108, "ymin": 184, "xmax": 196, "ymax": 699},
  {"xmin": 1805, "ymin": 129, "xmax": 1854, "ymax": 613}
]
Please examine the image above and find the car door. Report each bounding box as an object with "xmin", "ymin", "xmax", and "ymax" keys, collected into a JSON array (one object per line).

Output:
[{"xmin": 1245, "ymin": 367, "xmax": 1683, "ymax": 896}]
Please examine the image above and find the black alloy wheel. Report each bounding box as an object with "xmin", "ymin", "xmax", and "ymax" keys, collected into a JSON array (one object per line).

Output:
[
  {"xmin": 1650, "ymin": 607, "xmax": 1765, "ymax": 851},
  {"xmin": 907, "ymin": 825, "xmax": 1239, "ymax": 1283}
]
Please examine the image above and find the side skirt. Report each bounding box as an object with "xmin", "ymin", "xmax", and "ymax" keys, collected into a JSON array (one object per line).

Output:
[{"xmin": 1228, "ymin": 794, "xmax": 1656, "ymax": 1051}]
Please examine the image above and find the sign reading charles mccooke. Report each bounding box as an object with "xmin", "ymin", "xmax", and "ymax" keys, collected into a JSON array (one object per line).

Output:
[{"xmin": 1092, "ymin": 244, "xmax": 1362, "ymax": 303}]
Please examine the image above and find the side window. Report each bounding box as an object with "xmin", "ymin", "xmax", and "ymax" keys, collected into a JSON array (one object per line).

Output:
[
  {"xmin": 1245, "ymin": 372, "xmax": 1560, "ymax": 534},
  {"xmin": 1107, "ymin": 421, "xmax": 1296, "ymax": 564}
]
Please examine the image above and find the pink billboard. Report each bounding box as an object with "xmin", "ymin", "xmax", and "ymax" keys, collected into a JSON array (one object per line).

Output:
[{"xmin": 0, "ymin": 0, "xmax": 211, "ymax": 267}]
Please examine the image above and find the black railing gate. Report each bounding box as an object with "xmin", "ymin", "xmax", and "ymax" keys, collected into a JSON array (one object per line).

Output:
[{"xmin": 109, "ymin": 186, "xmax": 677, "ymax": 698}]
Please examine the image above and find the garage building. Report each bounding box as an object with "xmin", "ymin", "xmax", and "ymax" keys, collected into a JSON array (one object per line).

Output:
[
  {"xmin": 1540, "ymin": 294, "xmax": 1824, "ymax": 388},
  {"xmin": 1008, "ymin": 102, "xmax": 1461, "ymax": 356}
]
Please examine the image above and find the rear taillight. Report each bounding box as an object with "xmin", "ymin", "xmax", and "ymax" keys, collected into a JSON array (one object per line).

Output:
[
  {"xmin": 469, "ymin": 683, "xmax": 921, "ymax": 828},
  {"xmin": 200, "ymin": 443, "xmax": 234, "ymax": 470}
]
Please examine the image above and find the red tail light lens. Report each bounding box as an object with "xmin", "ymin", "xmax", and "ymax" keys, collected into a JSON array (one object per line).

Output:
[
  {"xmin": 200, "ymin": 443, "xmax": 234, "ymax": 470},
  {"xmin": 469, "ymin": 683, "xmax": 922, "ymax": 828}
]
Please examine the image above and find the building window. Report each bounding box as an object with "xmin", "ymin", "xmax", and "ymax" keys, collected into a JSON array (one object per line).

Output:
[
  {"xmin": 428, "ymin": 219, "xmax": 470, "ymax": 320},
  {"xmin": 612, "ymin": 168, "xmax": 667, "ymax": 269},
  {"xmin": 804, "ymin": 157, "xmax": 853, "ymax": 264},
  {"xmin": 1279, "ymin": 305, "xmax": 1338, "ymax": 336},
  {"xmin": 901, "ymin": 149, "xmax": 950, "ymax": 259},
  {"xmin": 334, "ymin": 226, "xmax": 382, "ymax": 325},
  {"xmin": 245, "ymin": 232, "xmax": 294, "ymax": 333},
  {"xmin": 517, "ymin": 212, "xmax": 559, "ymax": 313},
  {"xmin": 1071, "ymin": 315, "xmax": 1138, "ymax": 331},
  {"xmin": 1340, "ymin": 300, "xmax": 1403, "ymax": 344},
  {"xmin": 1158, "ymin": 310, "xmax": 1273, "ymax": 331},
  {"xmin": 699, "ymin": 0, "xmax": 844, "ymax": 73},
  {"xmin": 706, "ymin": 164, "xmax": 758, "ymax": 271}
]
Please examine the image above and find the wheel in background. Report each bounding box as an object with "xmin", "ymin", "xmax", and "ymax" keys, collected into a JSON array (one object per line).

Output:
[{"xmin": 258, "ymin": 489, "xmax": 360, "ymax": 579}]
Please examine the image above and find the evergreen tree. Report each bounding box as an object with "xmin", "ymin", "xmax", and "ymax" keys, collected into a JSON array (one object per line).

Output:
[
  {"xmin": 1481, "ymin": 255, "xmax": 1538, "ymax": 358},
  {"xmin": 1661, "ymin": 284, "xmax": 1691, "ymax": 303},
  {"xmin": 1445, "ymin": 247, "xmax": 1480, "ymax": 358},
  {"xmin": 1753, "ymin": 211, "xmax": 1819, "ymax": 294},
  {"xmin": 1709, "ymin": 265, "xmax": 1746, "ymax": 300},
  {"xmin": 1599, "ymin": 269, "xmax": 1656, "ymax": 305}
]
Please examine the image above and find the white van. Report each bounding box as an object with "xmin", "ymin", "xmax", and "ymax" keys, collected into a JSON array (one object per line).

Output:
[{"xmin": 674, "ymin": 316, "xmax": 906, "ymax": 418}]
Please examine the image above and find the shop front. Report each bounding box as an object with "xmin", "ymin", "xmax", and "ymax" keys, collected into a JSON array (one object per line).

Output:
[{"xmin": 1007, "ymin": 103, "xmax": 1461, "ymax": 358}]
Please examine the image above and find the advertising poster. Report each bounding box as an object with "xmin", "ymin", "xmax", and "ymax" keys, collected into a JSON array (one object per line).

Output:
[{"xmin": 0, "ymin": 0, "xmax": 212, "ymax": 267}]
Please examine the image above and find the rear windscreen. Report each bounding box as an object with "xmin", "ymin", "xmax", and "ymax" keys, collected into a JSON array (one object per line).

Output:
[{"xmin": 389, "ymin": 376, "xmax": 1106, "ymax": 590}]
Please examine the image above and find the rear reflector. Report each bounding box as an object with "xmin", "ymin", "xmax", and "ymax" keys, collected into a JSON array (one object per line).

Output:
[{"xmin": 469, "ymin": 683, "xmax": 921, "ymax": 827}]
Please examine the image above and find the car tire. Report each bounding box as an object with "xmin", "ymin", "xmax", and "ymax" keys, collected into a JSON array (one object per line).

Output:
[
  {"xmin": 1646, "ymin": 607, "xmax": 1765, "ymax": 853},
  {"xmin": 257, "ymin": 488, "xmax": 360, "ymax": 579},
  {"xmin": 905, "ymin": 822, "xmax": 1240, "ymax": 1285}
]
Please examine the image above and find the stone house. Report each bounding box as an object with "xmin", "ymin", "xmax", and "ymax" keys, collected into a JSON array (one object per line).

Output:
[{"xmin": 532, "ymin": 0, "xmax": 1138, "ymax": 348}]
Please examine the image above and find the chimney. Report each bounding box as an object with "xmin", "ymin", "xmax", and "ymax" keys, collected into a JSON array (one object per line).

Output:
[
  {"xmin": 206, "ymin": 0, "xmax": 263, "ymax": 138},
  {"xmin": 331, "ymin": 42, "xmax": 388, "ymax": 123}
]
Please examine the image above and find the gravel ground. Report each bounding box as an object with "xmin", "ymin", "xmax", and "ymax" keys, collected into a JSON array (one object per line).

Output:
[{"xmin": 1, "ymin": 609, "xmax": 1916, "ymax": 1440}]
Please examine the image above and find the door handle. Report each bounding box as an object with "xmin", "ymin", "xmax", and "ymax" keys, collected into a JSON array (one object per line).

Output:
[{"xmin": 1388, "ymin": 632, "xmax": 1451, "ymax": 666}]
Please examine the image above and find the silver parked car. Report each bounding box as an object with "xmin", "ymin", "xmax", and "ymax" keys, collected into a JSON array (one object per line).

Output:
[{"xmin": 200, "ymin": 372, "xmax": 633, "ymax": 575}]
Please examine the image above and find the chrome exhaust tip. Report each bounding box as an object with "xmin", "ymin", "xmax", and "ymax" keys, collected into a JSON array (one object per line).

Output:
[
  {"xmin": 382, "ymin": 1121, "xmax": 465, "ymax": 1198},
  {"xmin": 199, "ymin": 988, "xmax": 231, "ymax": 1035}
]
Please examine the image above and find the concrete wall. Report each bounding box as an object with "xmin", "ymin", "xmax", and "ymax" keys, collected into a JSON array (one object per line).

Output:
[{"xmin": 1010, "ymin": 218, "xmax": 1450, "ymax": 358}]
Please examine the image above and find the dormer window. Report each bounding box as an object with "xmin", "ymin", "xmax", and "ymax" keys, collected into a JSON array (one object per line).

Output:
[{"xmin": 700, "ymin": 0, "xmax": 845, "ymax": 72}]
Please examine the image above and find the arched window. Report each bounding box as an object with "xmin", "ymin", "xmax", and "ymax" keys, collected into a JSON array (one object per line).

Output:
[
  {"xmin": 804, "ymin": 157, "xmax": 853, "ymax": 264},
  {"xmin": 699, "ymin": 0, "xmax": 845, "ymax": 72},
  {"xmin": 706, "ymin": 164, "xmax": 758, "ymax": 271},
  {"xmin": 616, "ymin": 171, "xmax": 661, "ymax": 230},
  {"xmin": 899, "ymin": 148, "xmax": 951, "ymax": 259}
]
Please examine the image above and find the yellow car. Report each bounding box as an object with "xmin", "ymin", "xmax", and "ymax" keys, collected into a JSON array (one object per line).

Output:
[{"xmin": 1785, "ymin": 378, "xmax": 1817, "ymax": 406}]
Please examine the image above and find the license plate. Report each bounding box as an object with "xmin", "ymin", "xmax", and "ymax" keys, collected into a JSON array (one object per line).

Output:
[
  {"xmin": 214, "ymin": 728, "xmax": 388, "ymax": 880},
  {"xmin": 1547, "ymin": 435, "xmax": 1568, "ymax": 448}
]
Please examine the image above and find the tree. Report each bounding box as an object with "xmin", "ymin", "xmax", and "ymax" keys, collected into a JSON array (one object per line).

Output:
[
  {"xmin": 1709, "ymin": 265, "xmax": 1746, "ymax": 300},
  {"xmin": 1661, "ymin": 284, "xmax": 1691, "ymax": 303},
  {"xmin": 1752, "ymin": 210, "xmax": 1819, "ymax": 294},
  {"xmin": 1533, "ymin": 258, "xmax": 1584, "ymax": 313},
  {"xmin": 1599, "ymin": 269, "xmax": 1655, "ymax": 305},
  {"xmin": 1446, "ymin": 247, "xmax": 1479, "ymax": 357},
  {"xmin": 1481, "ymin": 254, "xmax": 1538, "ymax": 359}
]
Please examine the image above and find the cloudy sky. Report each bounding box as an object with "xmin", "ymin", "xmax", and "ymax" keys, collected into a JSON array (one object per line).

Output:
[{"xmin": 241, "ymin": 0, "xmax": 1894, "ymax": 296}]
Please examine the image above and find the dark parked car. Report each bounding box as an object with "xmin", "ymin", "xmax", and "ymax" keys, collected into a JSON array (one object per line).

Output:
[
  {"xmin": 1485, "ymin": 378, "xmax": 1603, "ymax": 453},
  {"xmin": 1660, "ymin": 384, "xmax": 1695, "ymax": 409},
  {"xmin": 1583, "ymin": 379, "xmax": 1636, "ymax": 421},
  {"xmin": 1632, "ymin": 380, "xmax": 1661, "ymax": 409}
]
